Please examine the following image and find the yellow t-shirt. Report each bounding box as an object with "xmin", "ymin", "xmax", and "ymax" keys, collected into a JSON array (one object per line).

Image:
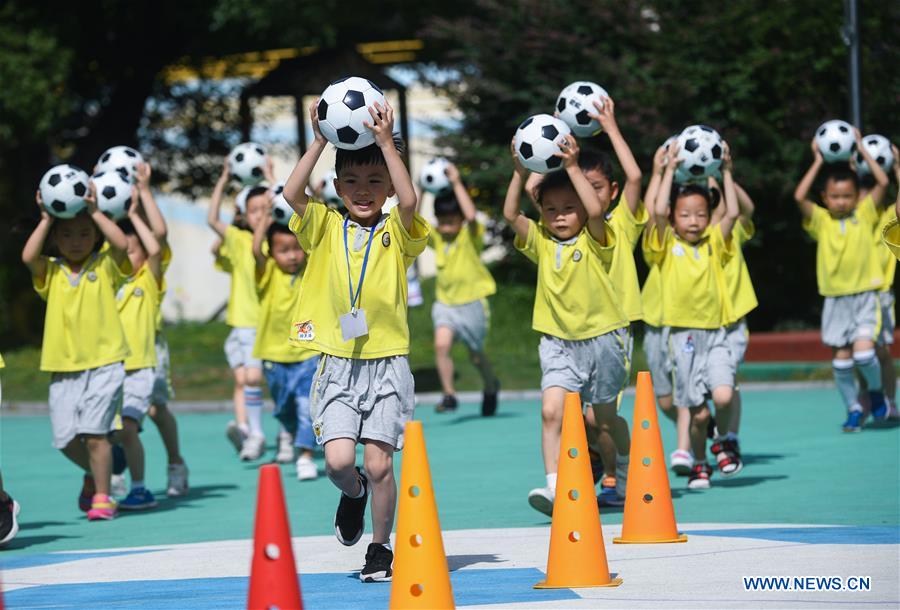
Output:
[
  {"xmin": 0, "ymin": 353, "xmax": 5, "ymax": 368},
  {"xmin": 721, "ymin": 219, "xmax": 759, "ymax": 323},
  {"xmin": 515, "ymin": 219, "xmax": 627, "ymax": 340},
  {"xmin": 34, "ymin": 251, "xmax": 132, "ymax": 372},
  {"xmin": 883, "ymin": 218, "xmax": 900, "ymax": 263},
  {"xmin": 221, "ymin": 226, "xmax": 260, "ymax": 328},
  {"xmin": 640, "ymin": 226, "xmax": 664, "ymax": 327},
  {"xmin": 155, "ymin": 243, "xmax": 172, "ymax": 333},
  {"xmin": 802, "ymin": 195, "xmax": 884, "ymax": 297},
  {"xmin": 289, "ymin": 200, "xmax": 429, "ymax": 359},
  {"xmin": 254, "ymin": 258, "xmax": 318, "ymax": 363},
  {"xmin": 875, "ymin": 207, "xmax": 897, "ymax": 292},
  {"xmin": 607, "ymin": 196, "xmax": 648, "ymax": 322},
  {"xmin": 117, "ymin": 263, "xmax": 160, "ymax": 370},
  {"xmin": 646, "ymin": 224, "xmax": 734, "ymax": 329},
  {"xmin": 429, "ymin": 221, "xmax": 496, "ymax": 305}
]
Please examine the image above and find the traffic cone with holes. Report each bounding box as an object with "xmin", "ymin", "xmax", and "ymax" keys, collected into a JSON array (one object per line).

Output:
[
  {"xmin": 614, "ymin": 371, "xmax": 688, "ymax": 544},
  {"xmin": 389, "ymin": 420, "xmax": 455, "ymax": 609},
  {"xmin": 535, "ymin": 392, "xmax": 622, "ymax": 589},
  {"xmin": 248, "ymin": 464, "xmax": 303, "ymax": 610}
]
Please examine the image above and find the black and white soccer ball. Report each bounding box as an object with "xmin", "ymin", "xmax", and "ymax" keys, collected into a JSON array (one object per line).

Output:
[
  {"xmin": 92, "ymin": 171, "xmax": 133, "ymax": 220},
  {"xmin": 854, "ymin": 134, "xmax": 894, "ymax": 175},
  {"xmin": 555, "ymin": 81, "xmax": 609, "ymax": 137},
  {"xmin": 514, "ymin": 114, "xmax": 572, "ymax": 174},
  {"xmin": 675, "ymin": 124, "xmax": 723, "ymax": 182},
  {"xmin": 320, "ymin": 170, "xmax": 342, "ymax": 207},
  {"xmin": 815, "ymin": 120, "xmax": 855, "ymax": 163},
  {"xmin": 96, "ymin": 146, "xmax": 144, "ymax": 183},
  {"xmin": 228, "ymin": 142, "xmax": 268, "ymax": 186},
  {"xmin": 271, "ymin": 185, "xmax": 293, "ymax": 226},
  {"xmin": 317, "ymin": 77, "xmax": 386, "ymax": 150},
  {"xmin": 420, "ymin": 158, "xmax": 451, "ymax": 194},
  {"xmin": 39, "ymin": 164, "xmax": 90, "ymax": 219}
]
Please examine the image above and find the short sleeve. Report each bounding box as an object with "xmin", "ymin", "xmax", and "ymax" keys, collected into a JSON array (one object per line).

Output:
[
  {"xmin": 610, "ymin": 195, "xmax": 649, "ymax": 248},
  {"xmin": 734, "ymin": 219, "xmax": 755, "ymax": 245},
  {"xmin": 711, "ymin": 224, "xmax": 735, "ymax": 266},
  {"xmin": 389, "ymin": 206, "xmax": 430, "ymax": 259},
  {"xmin": 583, "ymin": 222, "xmax": 617, "ymax": 266},
  {"xmin": 256, "ymin": 258, "xmax": 274, "ymax": 293},
  {"xmin": 514, "ymin": 218, "xmax": 540, "ymax": 264},
  {"xmin": 802, "ymin": 204, "xmax": 828, "ymax": 241},
  {"xmin": 856, "ymin": 194, "xmax": 878, "ymax": 228},
  {"xmin": 33, "ymin": 257, "xmax": 54, "ymax": 300},
  {"xmin": 161, "ymin": 243, "xmax": 173, "ymax": 273},
  {"xmin": 289, "ymin": 199, "xmax": 333, "ymax": 252},
  {"xmin": 643, "ymin": 225, "xmax": 668, "ymax": 265}
]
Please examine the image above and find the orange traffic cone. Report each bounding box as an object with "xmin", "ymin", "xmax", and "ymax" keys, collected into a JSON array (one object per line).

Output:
[
  {"xmin": 389, "ymin": 420, "xmax": 455, "ymax": 609},
  {"xmin": 614, "ymin": 371, "xmax": 688, "ymax": 544},
  {"xmin": 535, "ymin": 392, "xmax": 622, "ymax": 589},
  {"xmin": 248, "ymin": 464, "xmax": 303, "ymax": 610}
]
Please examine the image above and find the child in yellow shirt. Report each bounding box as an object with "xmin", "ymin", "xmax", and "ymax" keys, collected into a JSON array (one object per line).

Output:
[
  {"xmin": 23, "ymin": 188, "xmax": 132, "ymax": 520},
  {"xmin": 428, "ymin": 162, "xmax": 499, "ymax": 416},
  {"xmin": 794, "ymin": 130, "xmax": 890, "ymax": 431}
]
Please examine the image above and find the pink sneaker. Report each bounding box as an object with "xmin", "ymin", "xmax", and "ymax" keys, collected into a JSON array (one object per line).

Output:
[{"xmin": 87, "ymin": 494, "xmax": 118, "ymax": 521}]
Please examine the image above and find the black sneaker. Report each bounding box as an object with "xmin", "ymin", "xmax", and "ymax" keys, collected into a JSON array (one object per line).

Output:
[
  {"xmin": 436, "ymin": 394, "xmax": 458, "ymax": 413},
  {"xmin": 360, "ymin": 542, "xmax": 393, "ymax": 582},
  {"xmin": 481, "ymin": 384, "xmax": 499, "ymax": 417},
  {"xmin": 334, "ymin": 468, "xmax": 368, "ymax": 546},
  {"xmin": 0, "ymin": 495, "xmax": 21, "ymax": 546}
]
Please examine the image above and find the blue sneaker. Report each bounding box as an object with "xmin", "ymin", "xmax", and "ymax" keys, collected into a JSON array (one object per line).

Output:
[
  {"xmin": 842, "ymin": 410, "xmax": 863, "ymax": 433},
  {"xmin": 597, "ymin": 476, "xmax": 624, "ymax": 506},
  {"xmin": 119, "ymin": 488, "xmax": 158, "ymax": 511},
  {"xmin": 869, "ymin": 392, "xmax": 889, "ymax": 421}
]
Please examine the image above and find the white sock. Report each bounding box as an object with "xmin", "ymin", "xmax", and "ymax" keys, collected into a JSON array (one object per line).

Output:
[
  {"xmin": 244, "ymin": 386, "xmax": 264, "ymax": 437},
  {"xmin": 853, "ymin": 349, "xmax": 883, "ymax": 392},
  {"xmin": 131, "ymin": 479, "xmax": 144, "ymax": 490},
  {"xmin": 546, "ymin": 472, "xmax": 557, "ymax": 490},
  {"xmin": 832, "ymin": 359, "xmax": 859, "ymax": 410}
]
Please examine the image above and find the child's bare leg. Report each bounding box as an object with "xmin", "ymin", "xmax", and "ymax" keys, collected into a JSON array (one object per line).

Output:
[
  {"xmin": 540, "ymin": 387, "xmax": 566, "ymax": 475},
  {"xmin": 119, "ymin": 418, "xmax": 145, "ymax": 484},
  {"xmin": 711, "ymin": 385, "xmax": 734, "ymax": 435},
  {"xmin": 324, "ymin": 438, "xmax": 360, "ymax": 496},
  {"xmin": 676, "ymin": 406, "xmax": 691, "ymax": 452},
  {"xmin": 84, "ymin": 434, "xmax": 112, "ymax": 496},
  {"xmin": 590, "ymin": 403, "xmax": 626, "ymax": 477},
  {"xmin": 149, "ymin": 404, "xmax": 184, "ymax": 464},
  {"xmin": 688, "ymin": 405, "xmax": 710, "ymax": 461},
  {"xmin": 61, "ymin": 437, "xmax": 92, "ymax": 471},
  {"xmin": 727, "ymin": 389, "xmax": 742, "ymax": 435},
  {"xmin": 658, "ymin": 393, "xmax": 678, "ymax": 423},
  {"xmin": 876, "ymin": 344, "xmax": 896, "ymax": 402},
  {"xmin": 232, "ymin": 365, "xmax": 247, "ymax": 426},
  {"xmin": 434, "ymin": 326, "xmax": 455, "ymax": 396},
  {"xmin": 470, "ymin": 350, "xmax": 499, "ymax": 392},
  {"xmin": 363, "ymin": 440, "xmax": 396, "ymax": 545}
]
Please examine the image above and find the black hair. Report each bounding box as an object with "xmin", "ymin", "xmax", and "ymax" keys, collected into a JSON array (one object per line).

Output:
[
  {"xmin": 246, "ymin": 185, "xmax": 269, "ymax": 201},
  {"xmin": 577, "ymin": 150, "xmax": 615, "ymax": 183},
  {"xmin": 534, "ymin": 169, "xmax": 575, "ymax": 205},
  {"xmin": 858, "ymin": 173, "xmax": 876, "ymax": 190},
  {"xmin": 266, "ymin": 222, "xmax": 295, "ymax": 249},
  {"xmin": 117, "ymin": 218, "xmax": 136, "ymax": 236},
  {"xmin": 48, "ymin": 209, "xmax": 104, "ymax": 256},
  {"xmin": 334, "ymin": 134, "xmax": 405, "ymax": 174},
  {"xmin": 668, "ymin": 183, "xmax": 713, "ymax": 221},
  {"xmin": 433, "ymin": 193, "xmax": 462, "ymax": 217},
  {"xmin": 823, "ymin": 164, "xmax": 860, "ymax": 190}
]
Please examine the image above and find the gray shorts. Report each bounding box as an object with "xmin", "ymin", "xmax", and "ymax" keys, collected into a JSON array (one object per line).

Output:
[
  {"xmin": 151, "ymin": 333, "xmax": 173, "ymax": 406},
  {"xmin": 821, "ymin": 292, "xmax": 880, "ymax": 348},
  {"xmin": 224, "ymin": 327, "xmax": 262, "ymax": 370},
  {"xmin": 310, "ymin": 354, "xmax": 416, "ymax": 450},
  {"xmin": 432, "ymin": 299, "xmax": 489, "ymax": 352},
  {"xmin": 878, "ymin": 290, "xmax": 895, "ymax": 346},
  {"xmin": 725, "ymin": 318, "xmax": 750, "ymax": 370},
  {"xmin": 48, "ymin": 362, "xmax": 124, "ymax": 448},
  {"xmin": 539, "ymin": 328, "xmax": 629, "ymax": 406},
  {"xmin": 669, "ymin": 327, "xmax": 735, "ymax": 408},
  {"xmin": 644, "ymin": 325, "xmax": 673, "ymax": 397},
  {"xmin": 122, "ymin": 367, "xmax": 154, "ymax": 425}
]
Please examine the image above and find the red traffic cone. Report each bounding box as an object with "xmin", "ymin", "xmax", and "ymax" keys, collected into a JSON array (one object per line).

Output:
[{"xmin": 248, "ymin": 464, "xmax": 303, "ymax": 610}]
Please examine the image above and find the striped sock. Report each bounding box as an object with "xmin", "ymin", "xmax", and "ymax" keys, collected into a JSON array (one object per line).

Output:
[{"xmin": 244, "ymin": 386, "xmax": 264, "ymax": 437}]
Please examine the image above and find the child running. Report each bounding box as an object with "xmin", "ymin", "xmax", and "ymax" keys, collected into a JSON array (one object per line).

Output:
[
  {"xmin": 282, "ymin": 98, "xmax": 428, "ymax": 582},
  {"xmin": 23, "ymin": 186, "xmax": 132, "ymax": 520},
  {"xmin": 428, "ymin": 162, "xmax": 500, "ymax": 416},
  {"xmin": 793, "ymin": 130, "xmax": 890, "ymax": 431}
]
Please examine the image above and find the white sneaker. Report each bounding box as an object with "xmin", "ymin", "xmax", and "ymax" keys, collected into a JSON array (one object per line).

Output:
[
  {"xmin": 670, "ymin": 449, "xmax": 694, "ymax": 475},
  {"xmin": 225, "ymin": 420, "xmax": 246, "ymax": 454},
  {"xmin": 296, "ymin": 455, "xmax": 318, "ymax": 481},
  {"xmin": 239, "ymin": 434, "xmax": 265, "ymax": 461},
  {"xmin": 527, "ymin": 486, "xmax": 555, "ymax": 517},
  {"xmin": 110, "ymin": 474, "xmax": 128, "ymax": 498},
  {"xmin": 166, "ymin": 463, "xmax": 189, "ymax": 497},
  {"xmin": 276, "ymin": 432, "xmax": 295, "ymax": 463}
]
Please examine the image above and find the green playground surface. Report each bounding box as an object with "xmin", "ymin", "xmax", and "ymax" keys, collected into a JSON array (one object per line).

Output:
[{"xmin": 1, "ymin": 386, "xmax": 897, "ymax": 556}]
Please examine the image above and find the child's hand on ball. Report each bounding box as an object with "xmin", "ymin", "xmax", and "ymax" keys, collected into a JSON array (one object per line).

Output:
[
  {"xmin": 445, "ymin": 162, "xmax": 460, "ymax": 184},
  {"xmin": 365, "ymin": 100, "xmax": 395, "ymax": 149},
  {"xmin": 84, "ymin": 181, "xmax": 98, "ymax": 213},
  {"xmin": 653, "ymin": 144, "xmax": 668, "ymax": 174},
  {"xmin": 309, "ymin": 98, "xmax": 325, "ymax": 144},
  {"xmin": 35, "ymin": 190, "xmax": 52, "ymax": 221},
  {"xmin": 127, "ymin": 186, "xmax": 142, "ymax": 218},
  {"xmin": 136, "ymin": 162, "xmax": 151, "ymax": 189},
  {"xmin": 510, "ymin": 137, "xmax": 527, "ymax": 177},
  {"xmin": 810, "ymin": 137, "xmax": 823, "ymax": 161},
  {"xmin": 589, "ymin": 97, "xmax": 616, "ymax": 133},
  {"xmin": 722, "ymin": 141, "xmax": 732, "ymax": 171},
  {"xmin": 555, "ymin": 134, "xmax": 580, "ymax": 168}
]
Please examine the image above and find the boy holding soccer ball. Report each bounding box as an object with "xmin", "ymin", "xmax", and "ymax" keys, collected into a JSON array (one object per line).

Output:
[
  {"xmin": 281, "ymin": 98, "xmax": 428, "ymax": 582},
  {"xmin": 794, "ymin": 129, "xmax": 890, "ymax": 431}
]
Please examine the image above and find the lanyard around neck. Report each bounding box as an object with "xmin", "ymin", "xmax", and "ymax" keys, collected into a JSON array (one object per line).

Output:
[{"xmin": 343, "ymin": 217, "xmax": 376, "ymax": 313}]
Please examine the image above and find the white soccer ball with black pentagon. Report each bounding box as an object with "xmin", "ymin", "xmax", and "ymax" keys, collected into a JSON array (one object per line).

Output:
[
  {"xmin": 38, "ymin": 164, "xmax": 90, "ymax": 219},
  {"xmin": 514, "ymin": 114, "xmax": 571, "ymax": 174},
  {"xmin": 675, "ymin": 124, "xmax": 723, "ymax": 182},
  {"xmin": 96, "ymin": 146, "xmax": 144, "ymax": 183},
  {"xmin": 420, "ymin": 158, "xmax": 451, "ymax": 194},
  {"xmin": 228, "ymin": 142, "xmax": 268, "ymax": 186},
  {"xmin": 555, "ymin": 81, "xmax": 608, "ymax": 137},
  {"xmin": 317, "ymin": 77, "xmax": 387, "ymax": 150},
  {"xmin": 92, "ymin": 171, "xmax": 133, "ymax": 220},
  {"xmin": 320, "ymin": 170, "xmax": 342, "ymax": 207},
  {"xmin": 815, "ymin": 120, "xmax": 855, "ymax": 163},
  {"xmin": 854, "ymin": 134, "xmax": 894, "ymax": 175}
]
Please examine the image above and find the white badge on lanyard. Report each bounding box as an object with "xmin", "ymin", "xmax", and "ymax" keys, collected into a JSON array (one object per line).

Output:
[{"xmin": 341, "ymin": 217, "xmax": 375, "ymax": 341}]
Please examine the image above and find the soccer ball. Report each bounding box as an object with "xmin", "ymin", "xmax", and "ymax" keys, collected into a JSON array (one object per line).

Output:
[
  {"xmin": 270, "ymin": 184, "xmax": 294, "ymax": 225},
  {"xmin": 675, "ymin": 124, "xmax": 723, "ymax": 182},
  {"xmin": 555, "ymin": 81, "xmax": 609, "ymax": 137},
  {"xmin": 39, "ymin": 164, "xmax": 90, "ymax": 219},
  {"xmin": 420, "ymin": 158, "xmax": 451, "ymax": 194},
  {"xmin": 316, "ymin": 77, "xmax": 386, "ymax": 150},
  {"xmin": 96, "ymin": 146, "xmax": 144, "ymax": 183},
  {"xmin": 92, "ymin": 171, "xmax": 133, "ymax": 220},
  {"xmin": 854, "ymin": 134, "xmax": 894, "ymax": 175},
  {"xmin": 235, "ymin": 185, "xmax": 252, "ymax": 213},
  {"xmin": 320, "ymin": 170, "xmax": 342, "ymax": 207},
  {"xmin": 229, "ymin": 142, "xmax": 268, "ymax": 185},
  {"xmin": 514, "ymin": 114, "xmax": 572, "ymax": 174},
  {"xmin": 815, "ymin": 120, "xmax": 855, "ymax": 163}
]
